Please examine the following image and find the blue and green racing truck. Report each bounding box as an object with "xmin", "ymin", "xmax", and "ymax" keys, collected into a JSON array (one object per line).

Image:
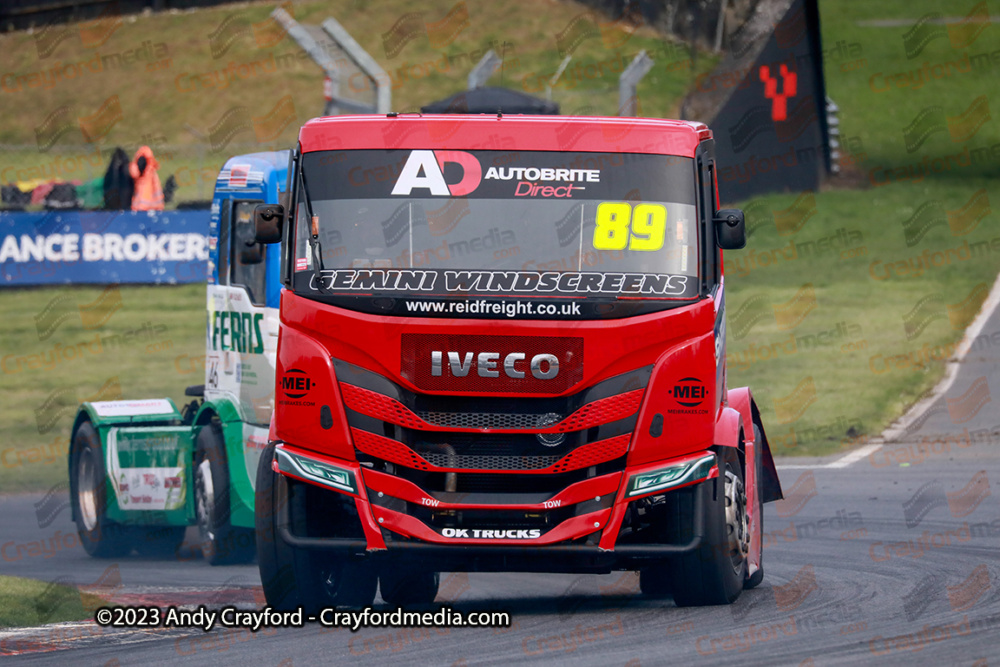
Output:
[{"xmin": 68, "ymin": 151, "xmax": 288, "ymax": 564}]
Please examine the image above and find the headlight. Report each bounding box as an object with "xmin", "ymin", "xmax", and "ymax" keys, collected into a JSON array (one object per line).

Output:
[
  {"xmin": 626, "ymin": 453, "xmax": 716, "ymax": 497},
  {"xmin": 276, "ymin": 447, "xmax": 357, "ymax": 494}
]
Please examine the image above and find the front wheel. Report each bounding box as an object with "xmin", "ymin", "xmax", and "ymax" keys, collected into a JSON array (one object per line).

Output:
[
  {"xmin": 669, "ymin": 447, "xmax": 749, "ymax": 606},
  {"xmin": 70, "ymin": 421, "xmax": 132, "ymax": 558},
  {"xmin": 255, "ymin": 442, "xmax": 377, "ymax": 612}
]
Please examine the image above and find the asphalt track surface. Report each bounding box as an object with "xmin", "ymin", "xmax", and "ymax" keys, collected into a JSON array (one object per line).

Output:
[{"xmin": 3, "ymin": 306, "xmax": 1000, "ymax": 665}]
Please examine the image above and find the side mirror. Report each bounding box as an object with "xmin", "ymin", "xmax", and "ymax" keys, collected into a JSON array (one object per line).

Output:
[
  {"xmin": 254, "ymin": 204, "xmax": 284, "ymax": 244},
  {"xmin": 714, "ymin": 208, "xmax": 746, "ymax": 250}
]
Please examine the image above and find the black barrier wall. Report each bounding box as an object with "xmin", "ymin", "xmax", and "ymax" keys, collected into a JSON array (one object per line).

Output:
[{"xmin": 683, "ymin": 0, "xmax": 831, "ymax": 203}]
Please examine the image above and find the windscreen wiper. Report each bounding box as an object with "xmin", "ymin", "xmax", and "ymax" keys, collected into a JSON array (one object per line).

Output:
[{"xmin": 298, "ymin": 163, "xmax": 326, "ymax": 291}]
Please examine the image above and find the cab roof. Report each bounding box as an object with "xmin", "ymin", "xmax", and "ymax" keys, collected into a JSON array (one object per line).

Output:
[
  {"xmin": 216, "ymin": 151, "xmax": 289, "ymax": 191},
  {"xmin": 298, "ymin": 115, "xmax": 711, "ymax": 157}
]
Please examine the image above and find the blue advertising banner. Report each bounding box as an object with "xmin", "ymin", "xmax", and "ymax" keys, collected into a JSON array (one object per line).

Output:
[{"xmin": 0, "ymin": 210, "xmax": 210, "ymax": 286}]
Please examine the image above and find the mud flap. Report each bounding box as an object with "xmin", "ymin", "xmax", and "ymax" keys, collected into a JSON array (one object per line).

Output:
[
  {"xmin": 102, "ymin": 426, "xmax": 195, "ymax": 526},
  {"xmin": 750, "ymin": 402, "xmax": 783, "ymax": 503}
]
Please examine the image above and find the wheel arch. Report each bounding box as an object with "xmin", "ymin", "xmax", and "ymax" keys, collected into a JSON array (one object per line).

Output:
[
  {"xmin": 192, "ymin": 397, "xmax": 255, "ymax": 529},
  {"xmin": 714, "ymin": 406, "xmax": 743, "ymax": 451},
  {"xmin": 726, "ymin": 387, "xmax": 783, "ymax": 503},
  {"xmin": 191, "ymin": 397, "xmax": 241, "ymax": 458},
  {"xmin": 193, "ymin": 397, "xmax": 241, "ymax": 426}
]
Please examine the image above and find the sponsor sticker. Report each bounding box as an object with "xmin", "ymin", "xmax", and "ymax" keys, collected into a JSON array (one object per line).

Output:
[
  {"xmin": 278, "ymin": 368, "xmax": 316, "ymax": 406},
  {"xmin": 91, "ymin": 399, "xmax": 175, "ymax": 417},
  {"xmin": 667, "ymin": 377, "xmax": 710, "ymax": 414},
  {"xmin": 308, "ymin": 268, "xmax": 691, "ymax": 297},
  {"xmin": 229, "ymin": 164, "xmax": 251, "ymax": 187},
  {"xmin": 105, "ymin": 427, "xmax": 188, "ymax": 511}
]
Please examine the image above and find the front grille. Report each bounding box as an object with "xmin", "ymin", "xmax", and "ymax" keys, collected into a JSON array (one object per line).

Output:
[
  {"xmin": 549, "ymin": 434, "xmax": 630, "ymax": 473},
  {"xmin": 343, "ymin": 382, "xmax": 643, "ymax": 434},
  {"xmin": 355, "ymin": 427, "xmax": 629, "ymax": 473},
  {"xmin": 422, "ymin": 453, "xmax": 560, "ymax": 470},
  {"xmin": 396, "ymin": 459, "xmax": 626, "ymax": 495},
  {"xmin": 409, "ymin": 431, "xmax": 577, "ymax": 458},
  {"xmin": 337, "ymin": 358, "xmax": 646, "ymax": 505},
  {"xmin": 353, "ymin": 429, "xmax": 431, "ymax": 471},
  {"xmin": 457, "ymin": 473, "xmax": 564, "ymax": 494},
  {"xmin": 417, "ymin": 411, "xmax": 554, "ymax": 429}
]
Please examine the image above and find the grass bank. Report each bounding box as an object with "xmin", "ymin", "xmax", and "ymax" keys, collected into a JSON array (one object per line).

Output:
[
  {"xmin": 1, "ymin": 285, "xmax": 204, "ymax": 492},
  {"xmin": 0, "ymin": 0, "xmax": 715, "ymax": 206},
  {"xmin": 725, "ymin": 0, "xmax": 999, "ymax": 455},
  {"xmin": 0, "ymin": 575, "xmax": 105, "ymax": 628}
]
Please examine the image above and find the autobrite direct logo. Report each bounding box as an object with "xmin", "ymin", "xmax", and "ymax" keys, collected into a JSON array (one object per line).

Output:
[
  {"xmin": 390, "ymin": 150, "xmax": 599, "ymax": 198},
  {"xmin": 391, "ymin": 150, "xmax": 482, "ymax": 196}
]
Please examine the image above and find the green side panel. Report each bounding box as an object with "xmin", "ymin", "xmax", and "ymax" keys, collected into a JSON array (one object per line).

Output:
[
  {"xmin": 197, "ymin": 398, "xmax": 256, "ymax": 529},
  {"xmin": 223, "ymin": 420, "xmax": 256, "ymax": 529},
  {"xmin": 102, "ymin": 425, "xmax": 195, "ymax": 527}
]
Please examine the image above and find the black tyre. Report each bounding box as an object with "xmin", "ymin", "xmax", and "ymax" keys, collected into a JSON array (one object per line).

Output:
[
  {"xmin": 669, "ymin": 447, "xmax": 749, "ymax": 606},
  {"xmin": 743, "ymin": 424, "xmax": 765, "ymax": 590},
  {"xmin": 69, "ymin": 421, "xmax": 132, "ymax": 558},
  {"xmin": 133, "ymin": 526, "xmax": 187, "ymax": 558},
  {"xmin": 255, "ymin": 442, "xmax": 378, "ymax": 612},
  {"xmin": 380, "ymin": 567, "xmax": 440, "ymax": 606},
  {"xmin": 194, "ymin": 423, "xmax": 255, "ymax": 565}
]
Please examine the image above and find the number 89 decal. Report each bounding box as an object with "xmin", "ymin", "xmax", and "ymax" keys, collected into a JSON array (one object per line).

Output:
[{"xmin": 593, "ymin": 202, "xmax": 667, "ymax": 251}]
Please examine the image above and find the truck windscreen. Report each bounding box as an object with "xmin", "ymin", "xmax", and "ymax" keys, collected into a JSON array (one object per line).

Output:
[{"xmin": 292, "ymin": 149, "xmax": 700, "ymax": 319}]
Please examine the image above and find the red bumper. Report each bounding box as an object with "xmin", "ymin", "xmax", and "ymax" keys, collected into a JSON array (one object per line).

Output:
[{"xmin": 274, "ymin": 443, "xmax": 717, "ymax": 568}]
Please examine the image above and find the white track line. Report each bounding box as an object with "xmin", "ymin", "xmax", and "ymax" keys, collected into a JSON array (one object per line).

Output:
[
  {"xmin": 775, "ymin": 443, "xmax": 881, "ymax": 471},
  {"xmin": 828, "ymin": 443, "xmax": 882, "ymax": 468},
  {"xmin": 881, "ymin": 270, "xmax": 1000, "ymax": 443},
  {"xmin": 775, "ymin": 271, "xmax": 1000, "ymax": 471}
]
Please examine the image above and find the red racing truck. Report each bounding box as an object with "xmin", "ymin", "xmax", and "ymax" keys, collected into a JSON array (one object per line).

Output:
[{"xmin": 252, "ymin": 114, "xmax": 783, "ymax": 609}]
